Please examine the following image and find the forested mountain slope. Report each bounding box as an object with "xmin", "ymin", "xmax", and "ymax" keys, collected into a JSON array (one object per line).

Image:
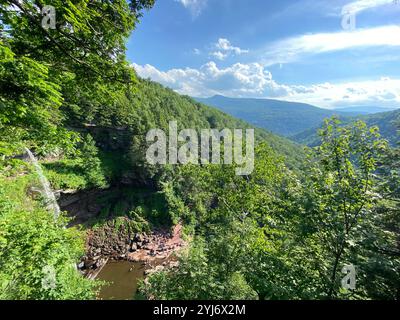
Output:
[
  {"xmin": 98, "ymin": 80, "xmax": 305, "ymax": 170},
  {"xmin": 292, "ymin": 109, "xmax": 400, "ymax": 146},
  {"xmin": 1, "ymin": 0, "xmax": 399, "ymax": 302},
  {"xmin": 195, "ymin": 95, "xmax": 353, "ymax": 137}
]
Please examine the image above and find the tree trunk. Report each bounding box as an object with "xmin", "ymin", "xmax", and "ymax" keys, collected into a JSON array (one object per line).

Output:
[{"xmin": 327, "ymin": 243, "xmax": 345, "ymax": 299}]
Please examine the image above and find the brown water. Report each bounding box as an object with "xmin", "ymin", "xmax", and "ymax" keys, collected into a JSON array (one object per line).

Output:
[{"xmin": 96, "ymin": 261, "xmax": 145, "ymax": 300}]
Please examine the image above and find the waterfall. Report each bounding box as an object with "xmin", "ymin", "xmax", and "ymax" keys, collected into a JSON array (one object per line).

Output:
[{"xmin": 24, "ymin": 148, "xmax": 61, "ymax": 220}]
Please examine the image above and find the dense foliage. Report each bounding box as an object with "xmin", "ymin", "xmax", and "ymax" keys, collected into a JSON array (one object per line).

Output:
[
  {"xmin": 0, "ymin": 0, "xmax": 155, "ymax": 299},
  {"xmin": 141, "ymin": 119, "xmax": 400, "ymax": 300},
  {"xmin": 1, "ymin": 1, "xmax": 399, "ymax": 301},
  {"xmin": 292, "ymin": 109, "xmax": 400, "ymax": 147},
  {"xmin": 0, "ymin": 171, "xmax": 98, "ymax": 299}
]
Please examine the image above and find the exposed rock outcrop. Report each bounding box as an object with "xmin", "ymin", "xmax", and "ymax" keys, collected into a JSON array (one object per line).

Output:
[{"xmin": 79, "ymin": 223, "xmax": 186, "ymax": 278}]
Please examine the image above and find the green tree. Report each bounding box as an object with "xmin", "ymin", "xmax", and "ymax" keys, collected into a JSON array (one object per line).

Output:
[
  {"xmin": 141, "ymin": 144, "xmax": 300, "ymax": 300},
  {"xmin": 301, "ymin": 118, "xmax": 387, "ymax": 299},
  {"xmin": 1, "ymin": 0, "xmax": 155, "ymax": 152},
  {"xmin": 140, "ymin": 232, "xmax": 258, "ymax": 300},
  {"xmin": 359, "ymin": 136, "xmax": 400, "ymax": 299},
  {"xmin": 0, "ymin": 181, "xmax": 99, "ymax": 299}
]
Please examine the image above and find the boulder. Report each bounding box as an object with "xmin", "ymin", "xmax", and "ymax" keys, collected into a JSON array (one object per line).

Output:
[{"xmin": 85, "ymin": 260, "xmax": 95, "ymax": 269}]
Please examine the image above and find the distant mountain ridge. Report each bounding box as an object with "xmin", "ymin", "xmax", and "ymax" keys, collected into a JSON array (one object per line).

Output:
[
  {"xmin": 334, "ymin": 106, "xmax": 398, "ymax": 115},
  {"xmin": 292, "ymin": 109, "xmax": 400, "ymax": 146},
  {"xmin": 195, "ymin": 95, "xmax": 354, "ymax": 137}
]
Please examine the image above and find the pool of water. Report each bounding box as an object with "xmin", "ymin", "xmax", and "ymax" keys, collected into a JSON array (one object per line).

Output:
[{"xmin": 96, "ymin": 261, "xmax": 145, "ymax": 300}]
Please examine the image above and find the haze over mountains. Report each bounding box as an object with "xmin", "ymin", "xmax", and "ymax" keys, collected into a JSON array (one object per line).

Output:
[
  {"xmin": 195, "ymin": 95, "xmax": 399, "ymax": 139},
  {"xmin": 335, "ymin": 106, "xmax": 398, "ymax": 115}
]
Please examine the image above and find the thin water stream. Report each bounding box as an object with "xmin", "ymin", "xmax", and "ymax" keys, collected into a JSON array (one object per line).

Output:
[{"xmin": 24, "ymin": 148, "xmax": 61, "ymax": 219}]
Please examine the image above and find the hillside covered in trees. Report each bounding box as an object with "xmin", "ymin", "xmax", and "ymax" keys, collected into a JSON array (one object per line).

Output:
[
  {"xmin": 0, "ymin": 1, "xmax": 399, "ymax": 301},
  {"xmin": 195, "ymin": 95, "xmax": 354, "ymax": 137},
  {"xmin": 292, "ymin": 109, "xmax": 400, "ymax": 147}
]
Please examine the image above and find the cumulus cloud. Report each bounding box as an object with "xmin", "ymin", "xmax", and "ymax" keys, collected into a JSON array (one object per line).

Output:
[
  {"xmin": 215, "ymin": 38, "xmax": 249, "ymax": 55},
  {"xmin": 210, "ymin": 38, "xmax": 249, "ymax": 61},
  {"xmin": 284, "ymin": 78, "xmax": 400, "ymax": 108},
  {"xmin": 133, "ymin": 62, "xmax": 400, "ymax": 109},
  {"xmin": 262, "ymin": 25, "xmax": 400, "ymax": 66},
  {"xmin": 210, "ymin": 51, "xmax": 228, "ymax": 61},
  {"xmin": 176, "ymin": 0, "xmax": 208, "ymax": 18},
  {"xmin": 132, "ymin": 61, "xmax": 288, "ymax": 97}
]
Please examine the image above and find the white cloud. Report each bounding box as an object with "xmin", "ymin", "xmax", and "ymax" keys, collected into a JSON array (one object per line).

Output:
[
  {"xmin": 193, "ymin": 48, "xmax": 201, "ymax": 55},
  {"xmin": 342, "ymin": 0, "xmax": 393, "ymax": 14},
  {"xmin": 262, "ymin": 25, "xmax": 400, "ymax": 66},
  {"xmin": 210, "ymin": 51, "xmax": 229, "ymax": 61},
  {"xmin": 210, "ymin": 38, "xmax": 249, "ymax": 61},
  {"xmin": 133, "ymin": 62, "xmax": 400, "ymax": 109},
  {"xmin": 286, "ymin": 78, "xmax": 400, "ymax": 108},
  {"xmin": 133, "ymin": 61, "xmax": 288, "ymax": 97},
  {"xmin": 176, "ymin": 0, "xmax": 208, "ymax": 17},
  {"xmin": 215, "ymin": 38, "xmax": 249, "ymax": 55}
]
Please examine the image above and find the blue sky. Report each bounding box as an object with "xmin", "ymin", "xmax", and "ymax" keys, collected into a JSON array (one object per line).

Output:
[{"xmin": 128, "ymin": 0, "xmax": 400, "ymax": 109}]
